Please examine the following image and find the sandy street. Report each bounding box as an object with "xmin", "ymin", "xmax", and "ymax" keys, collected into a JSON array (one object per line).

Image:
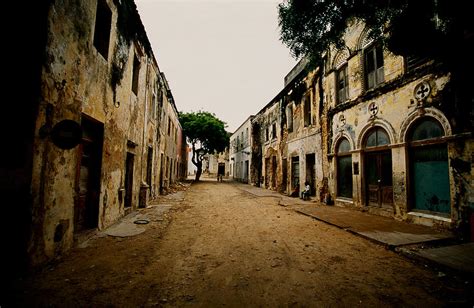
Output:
[{"xmin": 8, "ymin": 180, "xmax": 469, "ymax": 307}]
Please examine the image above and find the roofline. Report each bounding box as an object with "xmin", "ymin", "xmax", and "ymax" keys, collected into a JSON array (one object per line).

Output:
[{"xmin": 231, "ymin": 115, "xmax": 255, "ymax": 136}]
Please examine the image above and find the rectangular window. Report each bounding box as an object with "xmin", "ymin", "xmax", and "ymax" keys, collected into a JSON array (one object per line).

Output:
[
  {"xmin": 265, "ymin": 127, "xmax": 269, "ymax": 142},
  {"xmin": 336, "ymin": 65, "xmax": 349, "ymax": 104},
  {"xmin": 93, "ymin": 0, "xmax": 112, "ymax": 60},
  {"xmin": 365, "ymin": 44, "xmax": 384, "ymax": 89},
  {"xmin": 303, "ymin": 95, "xmax": 311, "ymax": 127},
  {"xmin": 132, "ymin": 55, "xmax": 140, "ymax": 95},
  {"xmin": 286, "ymin": 104, "xmax": 293, "ymax": 132},
  {"xmin": 168, "ymin": 117, "xmax": 171, "ymax": 135},
  {"xmin": 272, "ymin": 123, "xmax": 277, "ymax": 139},
  {"xmin": 405, "ymin": 55, "xmax": 431, "ymax": 72}
]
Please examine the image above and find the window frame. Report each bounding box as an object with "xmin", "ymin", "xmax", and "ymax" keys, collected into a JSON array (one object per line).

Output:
[
  {"xmin": 336, "ymin": 64, "xmax": 349, "ymax": 104},
  {"xmin": 364, "ymin": 43, "xmax": 384, "ymax": 90},
  {"xmin": 93, "ymin": 0, "xmax": 112, "ymax": 60},
  {"xmin": 131, "ymin": 55, "xmax": 140, "ymax": 95}
]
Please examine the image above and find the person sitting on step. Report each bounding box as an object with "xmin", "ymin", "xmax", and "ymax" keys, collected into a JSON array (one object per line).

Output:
[{"xmin": 301, "ymin": 181, "xmax": 311, "ymax": 200}]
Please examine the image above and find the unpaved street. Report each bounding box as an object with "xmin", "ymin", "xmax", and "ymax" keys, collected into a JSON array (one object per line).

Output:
[{"xmin": 8, "ymin": 180, "xmax": 467, "ymax": 306}]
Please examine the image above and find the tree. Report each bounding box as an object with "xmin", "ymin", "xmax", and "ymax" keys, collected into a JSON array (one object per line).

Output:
[
  {"xmin": 278, "ymin": 0, "xmax": 473, "ymax": 131},
  {"xmin": 179, "ymin": 111, "xmax": 229, "ymax": 181}
]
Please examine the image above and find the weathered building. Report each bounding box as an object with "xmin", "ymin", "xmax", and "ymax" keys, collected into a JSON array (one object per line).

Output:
[
  {"xmin": 205, "ymin": 150, "xmax": 230, "ymax": 178},
  {"xmin": 324, "ymin": 20, "xmax": 472, "ymax": 230},
  {"xmin": 157, "ymin": 73, "xmax": 188, "ymax": 193},
  {"xmin": 281, "ymin": 60, "xmax": 324, "ymax": 199},
  {"xmin": 252, "ymin": 99, "xmax": 283, "ymax": 191},
  {"xmin": 2, "ymin": 0, "xmax": 186, "ymax": 269},
  {"xmin": 243, "ymin": 19, "xmax": 472, "ymax": 233},
  {"xmin": 230, "ymin": 116, "xmax": 253, "ymax": 182}
]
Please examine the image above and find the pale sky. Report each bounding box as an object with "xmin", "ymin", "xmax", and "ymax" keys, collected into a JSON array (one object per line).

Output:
[{"xmin": 135, "ymin": 0, "xmax": 297, "ymax": 133}]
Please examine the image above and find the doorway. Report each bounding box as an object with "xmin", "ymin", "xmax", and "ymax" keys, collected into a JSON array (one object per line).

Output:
[
  {"xmin": 124, "ymin": 152, "xmax": 134, "ymax": 208},
  {"xmin": 244, "ymin": 160, "xmax": 249, "ymax": 183},
  {"xmin": 366, "ymin": 151, "xmax": 393, "ymax": 207},
  {"xmin": 271, "ymin": 156, "xmax": 277, "ymax": 188},
  {"xmin": 305, "ymin": 153, "xmax": 316, "ymax": 196},
  {"xmin": 363, "ymin": 127, "xmax": 393, "ymax": 208},
  {"xmin": 75, "ymin": 117, "xmax": 103, "ymax": 233},
  {"xmin": 218, "ymin": 163, "xmax": 225, "ymax": 177}
]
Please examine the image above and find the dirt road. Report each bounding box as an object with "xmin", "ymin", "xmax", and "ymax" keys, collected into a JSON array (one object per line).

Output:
[{"xmin": 7, "ymin": 180, "xmax": 469, "ymax": 306}]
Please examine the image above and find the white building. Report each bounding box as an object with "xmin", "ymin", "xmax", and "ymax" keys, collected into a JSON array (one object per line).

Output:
[{"xmin": 230, "ymin": 116, "xmax": 253, "ymax": 183}]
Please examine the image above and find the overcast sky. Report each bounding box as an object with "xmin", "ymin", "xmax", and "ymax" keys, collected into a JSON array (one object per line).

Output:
[{"xmin": 135, "ymin": 0, "xmax": 297, "ymax": 133}]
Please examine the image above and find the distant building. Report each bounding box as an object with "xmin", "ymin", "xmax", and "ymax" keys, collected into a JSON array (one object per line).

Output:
[{"xmin": 229, "ymin": 116, "xmax": 253, "ymax": 183}]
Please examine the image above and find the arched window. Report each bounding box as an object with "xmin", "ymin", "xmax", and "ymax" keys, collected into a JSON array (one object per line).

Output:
[
  {"xmin": 337, "ymin": 139, "xmax": 351, "ymax": 153},
  {"xmin": 365, "ymin": 127, "xmax": 390, "ymax": 148},
  {"xmin": 409, "ymin": 118, "xmax": 444, "ymax": 141},
  {"xmin": 336, "ymin": 138, "xmax": 352, "ymax": 198}
]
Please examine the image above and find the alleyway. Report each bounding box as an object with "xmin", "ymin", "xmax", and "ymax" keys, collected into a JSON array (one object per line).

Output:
[{"xmin": 8, "ymin": 180, "xmax": 471, "ymax": 306}]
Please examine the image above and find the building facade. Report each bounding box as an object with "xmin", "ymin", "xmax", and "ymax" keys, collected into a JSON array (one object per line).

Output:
[
  {"xmin": 205, "ymin": 150, "xmax": 230, "ymax": 178},
  {"xmin": 324, "ymin": 21, "xmax": 472, "ymax": 230},
  {"xmin": 2, "ymin": 0, "xmax": 187, "ymax": 269},
  {"xmin": 240, "ymin": 20, "xmax": 472, "ymax": 233},
  {"xmin": 230, "ymin": 116, "xmax": 253, "ymax": 183}
]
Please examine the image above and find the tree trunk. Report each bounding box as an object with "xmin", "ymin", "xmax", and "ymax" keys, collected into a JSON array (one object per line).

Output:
[{"xmin": 194, "ymin": 160, "xmax": 203, "ymax": 181}]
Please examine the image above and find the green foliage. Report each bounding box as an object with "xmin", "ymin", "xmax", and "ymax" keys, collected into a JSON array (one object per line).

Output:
[
  {"xmin": 278, "ymin": 0, "xmax": 472, "ymax": 68},
  {"xmin": 278, "ymin": 0, "xmax": 474, "ymax": 131},
  {"xmin": 113, "ymin": 0, "xmax": 153, "ymax": 56},
  {"xmin": 179, "ymin": 111, "xmax": 229, "ymax": 155}
]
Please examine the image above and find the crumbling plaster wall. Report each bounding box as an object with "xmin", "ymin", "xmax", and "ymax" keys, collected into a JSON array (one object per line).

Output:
[
  {"xmin": 158, "ymin": 94, "xmax": 180, "ymax": 188},
  {"xmin": 324, "ymin": 20, "xmax": 472, "ymax": 228},
  {"xmin": 30, "ymin": 0, "xmax": 158, "ymax": 264},
  {"xmin": 284, "ymin": 70, "xmax": 324, "ymax": 195}
]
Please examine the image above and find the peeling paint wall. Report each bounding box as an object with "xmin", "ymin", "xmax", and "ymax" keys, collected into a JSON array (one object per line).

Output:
[
  {"xmin": 324, "ymin": 21, "xmax": 473, "ymax": 230},
  {"xmin": 27, "ymin": 0, "xmax": 182, "ymax": 266},
  {"xmin": 239, "ymin": 19, "xmax": 472, "ymax": 233},
  {"xmin": 157, "ymin": 72, "xmax": 184, "ymax": 191}
]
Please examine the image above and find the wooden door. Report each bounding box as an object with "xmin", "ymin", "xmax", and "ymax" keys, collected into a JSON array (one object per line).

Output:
[
  {"xmin": 75, "ymin": 118, "xmax": 103, "ymax": 232},
  {"xmin": 412, "ymin": 145, "xmax": 450, "ymax": 213},
  {"xmin": 366, "ymin": 151, "xmax": 393, "ymax": 207}
]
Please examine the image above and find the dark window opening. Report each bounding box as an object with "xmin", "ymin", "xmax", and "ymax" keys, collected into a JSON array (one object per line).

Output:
[
  {"xmin": 132, "ymin": 55, "xmax": 140, "ymax": 95},
  {"xmin": 405, "ymin": 55, "xmax": 431, "ymax": 73},
  {"xmin": 286, "ymin": 105, "xmax": 293, "ymax": 132},
  {"xmin": 93, "ymin": 0, "xmax": 112, "ymax": 60},
  {"xmin": 272, "ymin": 123, "xmax": 277, "ymax": 139},
  {"xmin": 336, "ymin": 65, "xmax": 349, "ymax": 104},
  {"xmin": 265, "ymin": 127, "xmax": 269, "ymax": 142},
  {"xmin": 365, "ymin": 44, "xmax": 384, "ymax": 89},
  {"xmin": 303, "ymin": 95, "xmax": 311, "ymax": 127},
  {"xmin": 336, "ymin": 138, "xmax": 352, "ymax": 198}
]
